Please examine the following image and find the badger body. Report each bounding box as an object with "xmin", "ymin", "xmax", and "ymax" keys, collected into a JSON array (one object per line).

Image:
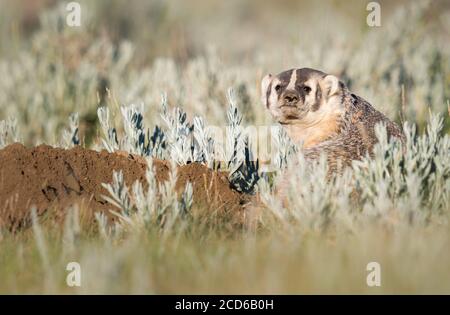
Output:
[{"xmin": 261, "ymin": 68, "xmax": 405, "ymax": 171}]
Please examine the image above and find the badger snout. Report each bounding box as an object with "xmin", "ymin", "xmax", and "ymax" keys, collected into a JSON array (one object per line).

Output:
[{"xmin": 281, "ymin": 90, "xmax": 299, "ymax": 107}]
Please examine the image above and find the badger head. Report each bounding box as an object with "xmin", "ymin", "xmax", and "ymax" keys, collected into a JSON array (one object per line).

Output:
[{"xmin": 261, "ymin": 68, "xmax": 345, "ymax": 126}]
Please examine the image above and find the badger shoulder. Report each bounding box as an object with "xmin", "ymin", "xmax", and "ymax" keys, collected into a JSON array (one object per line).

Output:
[
  {"xmin": 342, "ymin": 93, "xmax": 405, "ymax": 153},
  {"xmin": 304, "ymin": 92, "xmax": 405, "ymax": 169}
]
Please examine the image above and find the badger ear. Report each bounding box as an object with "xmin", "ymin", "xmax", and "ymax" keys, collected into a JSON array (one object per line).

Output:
[
  {"xmin": 322, "ymin": 75, "xmax": 340, "ymax": 98},
  {"xmin": 261, "ymin": 74, "xmax": 273, "ymax": 107}
]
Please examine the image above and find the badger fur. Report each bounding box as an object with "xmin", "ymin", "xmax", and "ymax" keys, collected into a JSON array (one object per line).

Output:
[{"xmin": 261, "ymin": 68, "xmax": 405, "ymax": 172}]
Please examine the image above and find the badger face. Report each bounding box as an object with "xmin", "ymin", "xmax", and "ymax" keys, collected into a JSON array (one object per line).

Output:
[{"xmin": 261, "ymin": 68, "xmax": 344, "ymax": 126}]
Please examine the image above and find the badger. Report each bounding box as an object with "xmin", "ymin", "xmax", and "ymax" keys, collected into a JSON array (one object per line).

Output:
[{"xmin": 261, "ymin": 68, "xmax": 405, "ymax": 171}]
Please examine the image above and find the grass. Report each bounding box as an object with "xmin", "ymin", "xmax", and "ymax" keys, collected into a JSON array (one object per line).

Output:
[{"xmin": 1, "ymin": 222, "xmax": 450, "ymax": 294}]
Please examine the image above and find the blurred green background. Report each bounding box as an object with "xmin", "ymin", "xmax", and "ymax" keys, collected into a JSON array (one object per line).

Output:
[
  {"xmin": 0, "ymin": 0, "xmax": 449, "ymax": 146},
  {"xmin": 1, "ymin": 0, "xmax": 449, "ymax": 62}
]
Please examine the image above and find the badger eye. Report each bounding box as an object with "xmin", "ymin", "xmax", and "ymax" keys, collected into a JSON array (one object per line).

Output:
[
  {"xmin": 303, "ymin": 86, "xmax": 311, "ymax": 93},
  {"xmin": 275, "ymin": 84, "xmax": 281, "ymax": 92}
]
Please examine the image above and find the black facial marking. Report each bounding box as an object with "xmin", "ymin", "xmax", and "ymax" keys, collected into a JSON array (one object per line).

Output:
[
  {"xmin": 295, "ymin": 68, "xmax": 326, "ymax": 84},
  {"xmin": 300, "ymin": 92, "xmax": 305, "ymax": 104},
  {"xmin": 297, "ymin": 68, "xmax": 326, "ymax": 106},
  {"xmin": 275, "ymin": 68, "xmax": 328, "ymax": 106},
  {"xmin": 275, "ymin": 69, "xmax": 294, "ymax": 100},
  {"xmin": 277, "ymin": 69, "xmax": 294, "ymax": 84},
  {"xmin": 266, "ymin": 81, "xmax": 272, "ymax": 108},
  {"xmin": 312, "ymin": 84, "xmax": 322, "ymax": 112}
]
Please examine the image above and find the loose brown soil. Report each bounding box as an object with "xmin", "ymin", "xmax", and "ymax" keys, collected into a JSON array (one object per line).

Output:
[{"xmin": 0, "ymin": 143, "xmax": 250, "ymax": 231}]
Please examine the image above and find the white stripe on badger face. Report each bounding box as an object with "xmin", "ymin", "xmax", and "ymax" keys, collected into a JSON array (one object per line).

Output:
[{"xmin": 286, "ymin": 69, "xmax": 297, "ymax": 91}]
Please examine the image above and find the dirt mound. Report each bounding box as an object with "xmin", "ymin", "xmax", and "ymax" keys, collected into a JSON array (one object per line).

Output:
[{"xmin": 0, "ymin": 143, "xmax": 249, "ymax": 231}]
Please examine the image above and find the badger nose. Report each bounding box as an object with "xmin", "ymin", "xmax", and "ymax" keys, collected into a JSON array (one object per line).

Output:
[{"xmin": 283, "ymin": 92, "xmax": 299, "ymax": 105}]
